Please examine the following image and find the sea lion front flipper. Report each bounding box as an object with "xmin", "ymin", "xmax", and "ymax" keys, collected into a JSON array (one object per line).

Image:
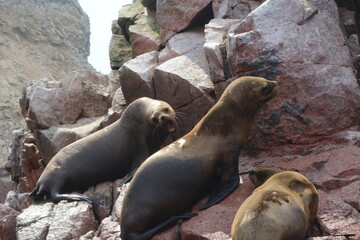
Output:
[
  {"xmin": 199, "ymin": 165, "xmax": 239, "ymax": 210},
  {"xmin": 117, "ymin": 174, "xmax": 133, "ymax": 187}
]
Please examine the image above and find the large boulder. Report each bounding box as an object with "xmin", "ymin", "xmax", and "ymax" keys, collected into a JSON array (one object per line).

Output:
[
  {"xmin": 156, "ymin": 0, "xmax": 212, "ymax": 32},
  {"xmin": 20, "ymin": 70, "xmax": 111, "ymax": 131},
  {"xmin": 225, "ymin": 0, "xmax": 360, "ymax": 155},
  {"xmin": 119, "ymin": 51, "xmax": 158, "ymax": 103},
  {"xmin": 129, "ymin": 9, "xmax": 161, "ymax": 57},
  {"xmin": 16, "ymin": 201, "xmax": 98, "ymax": 240},
  {"xmin": 154, "ymin": 48, "xmax": 215, "ymax": 136}
]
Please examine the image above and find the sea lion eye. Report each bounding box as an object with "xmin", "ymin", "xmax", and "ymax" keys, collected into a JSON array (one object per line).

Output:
[
  {"xmin": 152, "ymin": 117, "xmax": 159, "ymax": 123},
  {"xmin": 261, "ymin": 85, "xmax": 271, "ymax": 94},
  {"xmin": 163, "ymin": 108, "xmax": 170, "ymax": 113}
]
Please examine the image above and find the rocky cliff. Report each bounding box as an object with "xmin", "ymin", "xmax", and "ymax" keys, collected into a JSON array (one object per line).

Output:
[
  {"xmin": 0, "ymin": 0, "xmax": 92, "ymax": 166},
  {"xmin": 2, "ymin": 0, "xmax": 360, "ymax": 240}
]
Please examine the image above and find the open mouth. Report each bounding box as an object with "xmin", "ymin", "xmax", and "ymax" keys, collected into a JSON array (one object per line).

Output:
[{"xmin": 166, "ymin": 121, "xmax": 176, "ymax": 133}]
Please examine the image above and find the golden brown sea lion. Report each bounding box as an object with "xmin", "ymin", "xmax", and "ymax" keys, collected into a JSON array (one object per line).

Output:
[
  {"xmin": 30, "ymin": 97, "xmax": 177, "ymax": 204},
  {"xmin": 120, "ymin": 76, "xmax": 279, "ymax": 240},
  {"xmin": 231, "ymin": 168, "xmax": 319, "ymax": 240}
]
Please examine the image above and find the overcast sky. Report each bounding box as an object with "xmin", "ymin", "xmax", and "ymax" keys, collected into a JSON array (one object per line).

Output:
[{"xmin": 78, "ymin": 0, "xmax": 133, "ymax": 74}]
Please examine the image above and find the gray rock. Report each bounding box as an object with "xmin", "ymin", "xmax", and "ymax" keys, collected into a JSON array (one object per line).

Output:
[
  {"xmin": 109, "ymin": 34, "xmax": 132, "ymax": 70},
  {"xmin": 47, "ymin": 201, "xmax": 97, "ymax": 240},
  {"xmin": 118, "ymin": 1, "xmax": 145, "ymax": 41},
  {"xmin": 16, "ymin": 202, "xmax": 54, "ymax": 240},
  {"xmin": 0, "ymin": 0, "xmax": 92, "ymax": 165},
  {"xmin": 119, "ymin": 51, "xmax": 158, "ymax": 103},
  {"xmin": 129, "ymin": 9, "xmax": 161, "ymax": 57},
  {"xmin": 213, "ymin": 0, "xmax": 263, "ymax": 19},
  {"xmin": 16, "ymin": 201, "xmax": 98, "ymax": 240},
  {"xmin": 204, "ymin": 19, "xmax": 241, "ymax": 83},
  {"xmin": 141, "ymin": 0, "xmax": 157, "ymax": 10}
]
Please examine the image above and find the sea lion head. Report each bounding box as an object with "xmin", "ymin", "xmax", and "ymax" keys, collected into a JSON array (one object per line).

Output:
[
  {"xmin": 123, "ymin": 97, "xmax": 177, "ymax": 142},
  {"xmin": 249, "ymin": 168, "xmax": 283, "ymax": 187},
  {"xmin": 148, "ymin": 99, "xmax": 177, "ymax": 135},
  {"xmin": 221, "ymin": 76, "xmax": 279, "ymax": 112}
]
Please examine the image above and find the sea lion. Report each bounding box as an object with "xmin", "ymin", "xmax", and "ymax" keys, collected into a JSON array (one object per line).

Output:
[
  {"xmin": 30, "ymin": 97, "xmax": 177, "ymax": 204},
  {"xmin": 120, "ymin": 76, "xmax": 279, "ymax": 240},
  {"xmin": 231, "ymin": 168, "xmax": 319, "ymax": 240}
]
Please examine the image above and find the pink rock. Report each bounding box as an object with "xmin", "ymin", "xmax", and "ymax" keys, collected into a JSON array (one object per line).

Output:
[
  {"xmin": 23, "ymin": 70, "xmax": 111, "ymax": 129},
  {"xmin": 154, "ymin": 49, "xmax": 214, "ymax": 109},
  {"xmin": 226, "ymin": 0, "xmax": 360, "ymax": 155},
  {"xmin": 100, "ymin": 87, "xmax": 126, "ymax": 128},
  {"xmin": 240, "ymin": 146, "xmax": 360, "ymax": 240},
  {"xmin": 213, "ymin": 0, "xmax": 262, "ymax": 19},
  {"xmin": 92, "ymin": 216, "xmax": 121, "ymax": 240},
  {"xmin": 84, "ymin": 181, "xmax": 114, "ymax": 222},
  {"xmin": 34, "ymin": 116, "xmax": 104, "ymax": 165},
  {"xmin": 154, "ymin": 48, "xmax": 215, "ymax": 137},
  {"xmin": 0, "ymin": 204, "xmax": 20, "ymax": 240},
  {"xmin": 158, "ymin": 28, "xmax": 205, "ymax": 64},
  {"xmin": 61, "ymin": 70, "xmax": 111, "ymax": 118},
  {"xmin": 119, "ymin": 51, "xmax": 158, "ymax": 103},
  {"xmin": 156, "ymin": 0, "xmax": 212, "ymax": 32}
]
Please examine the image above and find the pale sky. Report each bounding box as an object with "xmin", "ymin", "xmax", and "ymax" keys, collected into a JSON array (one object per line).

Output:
[{"xmin": 78, "ymin": 0, "xmax": 133, "ymax": 74}]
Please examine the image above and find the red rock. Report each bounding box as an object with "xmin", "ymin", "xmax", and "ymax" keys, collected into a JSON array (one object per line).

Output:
[
  {"xmin": 129, "ymin": 10, "xmax": 161, "ymax": 57},
  {"xmin": 61, "ymin": 70, "xmax": 111, "ymax": 118},
  {"xmin": 0, "ymin": 204, "xmax": 20, "ymax": 240},
  {"xmin": 154, "ymin": 176, "xmax": 255, "ymax": 240},
  {"xmin": 84, "ymin": 181, "xmax": 114, "ymax": 222},
  {"xmin": 156, "ymin": 0, "xmax": 212, "ymax": 32},
  {"xmin": 226, "ymin": 0, "xmax": 360, "ymax": 156},
  {"xmin": 119, "ymin": 51, "xmax": 158, "ymax": 103}
]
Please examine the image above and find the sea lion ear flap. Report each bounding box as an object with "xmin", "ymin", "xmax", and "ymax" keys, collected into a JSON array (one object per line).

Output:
[{"xmin": 199, "ymin": 163, "xmax": 239, "ymax": 210}]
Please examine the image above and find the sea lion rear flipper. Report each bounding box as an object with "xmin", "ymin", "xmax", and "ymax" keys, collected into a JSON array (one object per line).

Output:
[
  {"xmin": 199, "ymin": 166, "xmax": 239, "ymax": 210},
  {"xmin": 124, "ymin": 213, "xmax": 197, "ymax": 240},
  {"xmin": 51, "ymin": 192, "xmax": 100, "ymax": 206}
]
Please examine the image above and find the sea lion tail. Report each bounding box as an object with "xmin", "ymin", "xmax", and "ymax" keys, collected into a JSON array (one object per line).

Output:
[
  {"xmin": 50, "ymin": 192, "xmax": 100, "ymax": 206},
  {"xmin": 122, "ymin": 213, "xmax": 198, "ymax": 240}
]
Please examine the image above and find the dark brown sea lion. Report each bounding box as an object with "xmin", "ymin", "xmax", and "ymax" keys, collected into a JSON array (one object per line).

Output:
[
  {"xmin": 231, "ymin": 168, "xmax": 319, "ymax": 240},
  {"xmin": 120, "ymin": 76, "xmax": 279, "ymax": 240},
  {"xmin": 30, "ymin": 97, "xmax": 177, "ymax": 205}
]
